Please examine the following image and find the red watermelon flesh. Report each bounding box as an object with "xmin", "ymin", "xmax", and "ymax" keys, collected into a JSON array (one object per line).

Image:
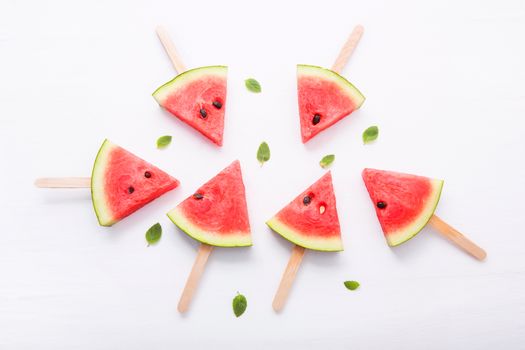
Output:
[
  {"xmin": 153, "ymin": 66, "xmax": 227, "ymax": 146},
  {"xmin": 91, "ymin": 140, "xmax": 179, "ymax": 226},
  {"xmin": 167, "ymin": 160, "xmax": 252, "ymax": 247},
  {"xmin": 266, "ymin": 172, "xmax": 343, "ymax": 251},
  {"xmin": 297, "ymin": 65, "xmax": 365, "ymax": 143},
  {"xmin": 362, "ymin": 168, "xmax": 444, "ymax": 246}
]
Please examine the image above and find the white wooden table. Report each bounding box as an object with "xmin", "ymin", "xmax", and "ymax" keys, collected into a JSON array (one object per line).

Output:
[{"xmin": 0, "ymin": 0, "xmax": 524, "ymax": 349}]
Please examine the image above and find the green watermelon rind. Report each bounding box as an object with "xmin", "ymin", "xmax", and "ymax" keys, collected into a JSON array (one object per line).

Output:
[
  {"xmin": 152, "ymin": 65, "xmax": 228, "ymax": 104},
  {"xmin": 91, "ymin": 139, "xmax": 117, "ymax": 227},
  {"xmin": 167, "ymin": 207, "xmax": 252, "ymax": 248},
  {"xmin": 297, "ymin": 64, "xmax": 366, "ymax": 109},
  {"xmin": 266, "ymin": 217, "xmax": 344, "ymax": 252},
  {"xmin": 386, "ymin": 179, "xmax": 444, "ymax": 247}
]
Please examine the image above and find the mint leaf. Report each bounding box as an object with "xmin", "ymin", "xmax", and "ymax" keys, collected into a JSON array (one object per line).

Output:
[
  {"xmin": 232, "ymin": 293, "xmax": 247, "ymax": 317},
  {"xmin": 245, "ymin": 78, "xmax": 261, "ymax": 93},
  {"xmin": 145, "ymin": 223, "xmax": 162, "ymax": 245},
  {"xmin": 257, "ymin": 141, "xmax": 270, "ymax": 166},
  {"xmin": 156, "ymin": 135, "xmax": 172, "ymax": 149},
  {"xmin": 320, "ymin": 154, "xmax": 335, "ymax": 169},
  {"xmin": 344, "ymin": 280, "xmax": 360, "ymax": 290},
  {"xmin": 362, "ymin": 126, "xmax": 379, "ymax": 144}
]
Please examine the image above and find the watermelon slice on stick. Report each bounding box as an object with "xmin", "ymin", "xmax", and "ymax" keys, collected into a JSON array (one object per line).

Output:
[
  {"xmin": 267, "ymin": 171, "xmax": 343, "ymax": 312},
  {"xmin": 153, "ymin": 26, "xmax": 227, "ymax": 146},
  {"xmin": 298, "ymin": 25, "xmax": 365, "ymax": 143},
  {"xmin": 167, "ymin": 160, "xmax": 252, "ymax": 313},
  {"xmin": 362, "ymin": 168, "xmax": 486, "ymax": 260},
  {"xmin": 34, "ymin": 139, "xmax": 180, "ymax": 226}
]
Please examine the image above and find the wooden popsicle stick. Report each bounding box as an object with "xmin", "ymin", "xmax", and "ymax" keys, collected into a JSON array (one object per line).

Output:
[
  {"xmin": 428, "ymin": 215, "xmax": 487, "ymax": 260},
  {"xmin": 156, "ymin": 26, "xmax": 187, "ymax": 74},
  {"xmin": 34, "ymin": 177, "xmax": 91, "ymax": 188},
  {"xmin": 272, "ymin": 244, "xmax": 306, "ymax": 312},
  {"xmin": 178, "ymin": 243, "xmax": 214, "ymax": 313},
  {"xmin": 331, "ymin": 25, "xmax": 364, "ymax": 74}
]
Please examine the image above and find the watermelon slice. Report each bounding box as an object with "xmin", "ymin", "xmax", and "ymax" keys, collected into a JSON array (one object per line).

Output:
[
  {"xmin": 167, "ymin": 160, "xmax": 252, "ymax": 247},
  {"xmin": 153, "ymin": 66, "xmax": 227, "ymax": 146},
  {"xmin": 362, "ymin": 168, "xmax": 444, "ymax": 246},
  {"xmin": 297, "ymin": 64, "xmax": 365, "ymax": 143},
  {"xmin": 266, "ymin": 172, "xmax": 343, "ymax": 252},
  {"xmin": 91, "ymin": 140, "xmax": 179, "ymax": 226}
]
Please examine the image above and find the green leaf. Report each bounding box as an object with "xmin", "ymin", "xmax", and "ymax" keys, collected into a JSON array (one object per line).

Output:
[
  {"xmin": 344, "ymin": 280, "xmax": 360, "ymax": 291},
  {"xmin": 156, "ymin": 135, "xmax": 172, "ymax": 148},
  {"xmin": 320, "ymin": 154, "xmax": 335, "ymax": 169},
  {"xmin": 245, "ymin": 78, "xmax": 262, "ymax": 93},
  {"xmin": 232, "ymin": 293, "xmax": 247, "ymax": 317},
  {"xmin": 145, "ymin": 223, "xmax": 162, "ymax": 245},
  {"xmin": 362, "ymin": 126, "xmax": 379, "ymax": 144},
  {"xmin": 257, "ymin": 141, "xmax": 270, "ymax": 166}
]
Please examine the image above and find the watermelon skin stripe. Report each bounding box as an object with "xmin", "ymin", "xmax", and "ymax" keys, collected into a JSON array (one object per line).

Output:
[
  {"xmin": 152, "ymin": 66, "xmax": 227, "ymax": 103},
  {"xmin": 297, "ymin": 64, "xmax": 365, "ymax": 106},
  {"xmin": 167, "ymin": 207, "xmax": 252, "ymax": 248},
  {"xmin": 91, "ymin": 140, "xmax": 116, "ymax": 225},
  {"xmin": 266, "ymin": 217, "xmax": 343, "ymax": 252}
]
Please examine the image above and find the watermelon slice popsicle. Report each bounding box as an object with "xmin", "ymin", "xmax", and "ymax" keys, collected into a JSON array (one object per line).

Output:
[
  {"xmin": 298, "ymin": 25, "xmax": 366, "ymax": 143},
  {"xmin": 34, "ymin": 139, "xmax": 180, "ymax": 226},
  {"xmin": 267, "ymin": 172, "xmax": 343, "ymax": 312},
  {"xmin": 153, "ymin": 27, "xmax": 228, "ymax": 146},
  {"xmin": 362, "ymin": 168, "xmax": 486, "ymax": 260},
  {"xmin": 167, "ymin": 161, "xmax": 252, "ymax": 313}
]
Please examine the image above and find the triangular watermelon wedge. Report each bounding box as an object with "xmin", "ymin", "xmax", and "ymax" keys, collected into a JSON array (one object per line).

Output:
[
  {"xmin": 167, "ymin": 160, "xmax": 252, "ymax": 247},
  {"xmin": 297, "ymin": 64, "xmax": 365, "ymax": 143},
  {"xmin": 266, "ymin": 172, "xmax": 343, "ymax": 252},
  {"xmin": 362, "ymin": 168, "xmax": 444, "ymax": 246},
  {"xmin": 153, "ymin": 66, "xmax": 227, "ymax": 146},
  {"xmin": 91, "ymin": 140, "xmax": 180, "ymax": 226}
]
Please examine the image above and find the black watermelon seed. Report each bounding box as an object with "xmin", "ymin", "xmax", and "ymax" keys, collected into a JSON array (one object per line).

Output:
[
  {"xmin": 193, "ymin": 193, "xmax": 204, "ymax": 200},
  {"xmin": 200, "ymin": 108, "xmax": 208, "ymax": 118},
  {"xmin": 128, "ymin": 186, "xmax": 135, "ymax": 194},
  {"xmin": 144, "ymin": 171, "xmax": 151, "ymax": 178},
  {"xmin": 377, "ymin": 201, "xmax": 387, "ymax": 209},
  {"xmin": 312, "ymin": 114, "xmax": 321, "ymax": 125},
  {"xmin": 212, "ymin": 101, "xmax": 222, "ymax": 109},
  {"xmin": 303, "ymin": 196, "xmax": 312, "ymax": 205}
]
